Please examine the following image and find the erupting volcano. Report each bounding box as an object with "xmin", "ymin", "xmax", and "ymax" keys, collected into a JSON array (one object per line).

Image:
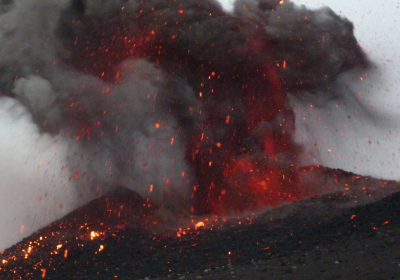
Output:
[
  {"xmin": 57, "ymin": 0, "xmax": 305, "ymax": 215},
  {"xmin": 1, "ymin": 0, "xmax": 368, "ymax": 215},
  {"xmin": 2, "ymin": 0, "xmax": 400, "ymax": 278}
]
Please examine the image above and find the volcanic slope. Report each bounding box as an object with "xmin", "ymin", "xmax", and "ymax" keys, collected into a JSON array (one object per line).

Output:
[{"xmin": 1, "ymin": 167, "xmax": 400, "ymax": 279}]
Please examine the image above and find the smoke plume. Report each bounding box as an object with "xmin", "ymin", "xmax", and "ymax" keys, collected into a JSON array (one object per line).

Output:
[{"xmin": 0, "ymin": 0, "xmax": 368, "ymax": 218}]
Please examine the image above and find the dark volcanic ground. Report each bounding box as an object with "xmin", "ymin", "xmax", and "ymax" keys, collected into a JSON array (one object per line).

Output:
[{"xmin": 1, "ymin": 167, "xmax": 400, "ymax": 280}]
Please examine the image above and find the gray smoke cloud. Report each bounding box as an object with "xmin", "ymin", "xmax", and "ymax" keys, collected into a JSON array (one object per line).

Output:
[
  {"xmin": 0, "ymin": 0, "xmax": 368, "ymax": 217},
  {"xmin": 234, "ymin": 0, "xmax": 368, "ymax": 91},
  {"xmin": 0, "ymin": 0, "xmax": 195, "ymax": 216}
]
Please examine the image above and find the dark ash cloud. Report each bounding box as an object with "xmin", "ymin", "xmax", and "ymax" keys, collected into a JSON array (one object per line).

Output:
[{"xmin": 0, "ymin": 0, "xmax": 368, "ymax": 214}]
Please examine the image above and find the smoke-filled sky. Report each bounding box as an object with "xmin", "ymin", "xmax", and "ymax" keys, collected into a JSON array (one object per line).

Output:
[
  {"xmin": 286, "ymin": 0, "xmax": 400, "ymax": 178},
  {"xmin": 0, "ymin": 0, "xmax": 399, "ymax": 251}
]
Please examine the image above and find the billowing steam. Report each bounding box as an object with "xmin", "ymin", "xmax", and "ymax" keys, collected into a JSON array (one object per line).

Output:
[{"xmin": 2, "ymin": 0, "xmax": 398, "ymax": 251}]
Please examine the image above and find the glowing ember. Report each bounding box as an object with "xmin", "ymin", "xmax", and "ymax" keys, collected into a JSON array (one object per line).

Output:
[
  {"xmin": 90, "ymin": 231, "xmax": 100, "ymax": 240},
  {"xmin": 195, "ymin": 222, "xmax": 205, "ymax": 230}
]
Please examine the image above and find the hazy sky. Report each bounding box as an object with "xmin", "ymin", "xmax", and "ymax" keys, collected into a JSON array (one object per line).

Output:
[
  {"xmin": 284, "ymin": 0, "xmax": 400, "ymax": 179},
  {"xmin": 218, "ymin": 0, "xmax": 234, "ymax": 11}
]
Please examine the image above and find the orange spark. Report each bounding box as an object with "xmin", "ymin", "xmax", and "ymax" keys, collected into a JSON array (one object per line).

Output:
[
  {"xmin": 90, "ymin": 231, "xmax": 100, "ymax": 240},
  {"xmin": 195, "ymin": 222, "xmax": 205, "ymax": 229}
]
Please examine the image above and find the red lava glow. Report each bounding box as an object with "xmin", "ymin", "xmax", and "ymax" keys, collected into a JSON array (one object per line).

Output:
[
  {"xmin": 59, "ymin": 5, "xmax": 305, "ymax": 217},
  {"xmin": 221, "ymin": 159, "xmax": 300, "ymax": 209}
]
